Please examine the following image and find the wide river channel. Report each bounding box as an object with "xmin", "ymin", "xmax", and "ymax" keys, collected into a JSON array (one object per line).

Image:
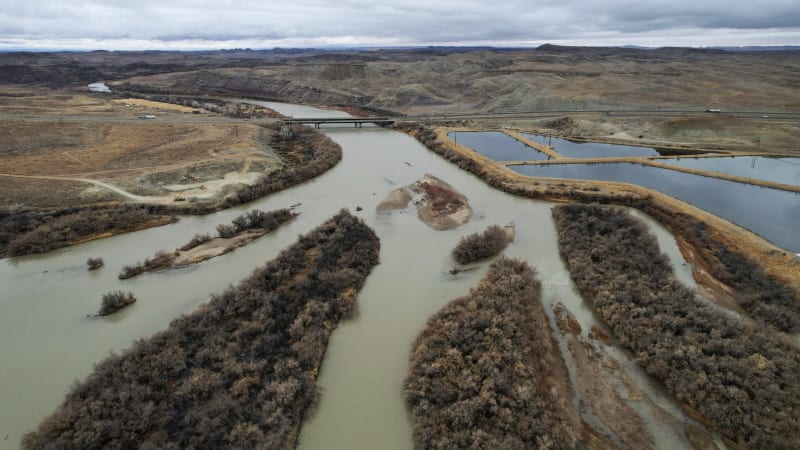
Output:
[{"xmin": 1, "ymin": 101, "xmax": 707, "ymax": 449}]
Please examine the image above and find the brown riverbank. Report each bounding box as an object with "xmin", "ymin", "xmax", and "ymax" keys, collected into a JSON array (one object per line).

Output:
[{"xmin": 397, "ymin": 125, "xmax": 799, "ymax": 293}]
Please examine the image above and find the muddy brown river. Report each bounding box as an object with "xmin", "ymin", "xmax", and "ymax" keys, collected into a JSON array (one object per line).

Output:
[{"xmin": 1, "ymin": 101, "xmax": 709, "ymax": 449}]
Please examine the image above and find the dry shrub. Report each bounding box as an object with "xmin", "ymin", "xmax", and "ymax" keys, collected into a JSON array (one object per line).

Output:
[
  {"xmin": 553, "ymin": 204, "xmax": 800, "ymax": 449},
  {"xmin": 98, "ymin": 291, "xmax": 136, "ymax": 316},
  {"xmin": 405, "ymin": 257, "xmax": 575, "ymax": 449},
  {"xmin": 452, "ymin": 224, "xmax": 511, "ymax": 264},
  {"xmin": 23, "ymin": 210, "xmax": 380, "ymax": 449}
]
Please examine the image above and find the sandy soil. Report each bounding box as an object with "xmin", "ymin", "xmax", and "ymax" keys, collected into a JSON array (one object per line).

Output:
[
  {"xmin": 377, "ymin": 174, "xmax": 472, "ymax": 230},
  {"xmin": 0, "ymin": 87, "xmax": 281, "ymax": 209},
  {"xmin": 112, "ymin": 98, "xmax": 199, "ymax": 113},
  {"xmin": 172, "ymin": 230, "xmax": 266, "ymax": 266}
]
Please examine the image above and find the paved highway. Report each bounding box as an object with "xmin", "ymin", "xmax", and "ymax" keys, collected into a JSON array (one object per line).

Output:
[{"xmin": 1, "ymin": 109, "xmax": 799, "ymax": 125}]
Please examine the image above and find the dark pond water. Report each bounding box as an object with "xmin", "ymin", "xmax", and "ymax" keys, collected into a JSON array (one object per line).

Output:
[
  {"xmin": 448, "ymin": 131, "xmax": 551, "ymax": 161},
  {"xmin": 511, "ymin": 162, "xmax": 800, "ymax": 252},
  {"xmin": 522, "ymin": 133, "xmax": 660, "ymax": 158},
  {"xmin": 659, "ymin": 156, "xmax": 800, "ymax": 186}
]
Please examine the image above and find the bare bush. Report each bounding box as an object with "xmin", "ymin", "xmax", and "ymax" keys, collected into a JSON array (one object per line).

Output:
[
  {"xmin": 215, "ymin": 223, "xmax": 236, "ymax": 239},
  {"xmin": 553, "ymin": 204, "xmax": 800, "ymax": 449},
  {"xmin": 179, "ymin": 233, "xmax": 212, "ymax": 251},
  {"xmin": 118, "ymin": 263, "xmax": 144, "ymax": 280},
  {"xmin": 23, "ymin": 210, "xmax": 380, "ymax": 449},
  {"xmin": 86, "ymin": 257, "xmax": 104, "ymax": 270},
  {"xmin": 98, "ymin": 291, "xmax": 136, "ymax": 316},
  {"xmin": 405, "ymin": 257, "xmax": 575, "ymax": 449},
  {"xmin": 451, "ymin": 224, "xmax": 511, "ymax": 264}
]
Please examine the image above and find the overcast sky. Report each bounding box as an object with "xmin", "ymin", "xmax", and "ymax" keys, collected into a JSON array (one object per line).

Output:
[{"xmin": 1, "ymin": 0, "xmax": 799, "ymax": 50}]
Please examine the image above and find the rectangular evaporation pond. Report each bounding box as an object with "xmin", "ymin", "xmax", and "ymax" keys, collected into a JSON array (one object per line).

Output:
[
  {"xmin": 659, "ymin": 156, "xmax": 800, "ymax": 187},
  {"xmin": 448, "ymin": 131, "xmax": 551, "ymax": 161},
  {"xmin": 521, "ymin": 133, "xmax": 660, "ymax": 158},
  {"xmin": 511, "ymin": 162, "xmax": 800, "ymax": 252}
]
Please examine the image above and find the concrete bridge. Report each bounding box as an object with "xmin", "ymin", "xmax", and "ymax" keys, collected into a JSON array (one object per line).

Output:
[{"xmin": 281, "ymin": 117, "xmax": 395, "ymax": 128}]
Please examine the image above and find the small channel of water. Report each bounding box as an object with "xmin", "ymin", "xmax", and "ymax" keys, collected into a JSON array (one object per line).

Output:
[
  {"xmin": 511, "ymin": 162, "xmax": 800, "ymax": 253},
  {"xmin": 447, "ymin": 131, "xmax": 551, "ymax": 161},
  {"xmin": 659, "ymin": 155, "xmax": 800, "ymax": 186},
  {"xmin": 0, "ymin": 101, "xmax": 703, "ymax": 450},
  {"xmin": 522, "ymin": 133, "xmax": 661, "ymax": 158},
  {"xmin": 87, "ymin": 82, "xmax": 110, "ymax": 93}
]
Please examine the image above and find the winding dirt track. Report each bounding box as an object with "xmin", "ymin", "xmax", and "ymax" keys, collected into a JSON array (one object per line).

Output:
[{"xmin": 0, "ymin": 172, "xmax": 147, "ymax": 201}]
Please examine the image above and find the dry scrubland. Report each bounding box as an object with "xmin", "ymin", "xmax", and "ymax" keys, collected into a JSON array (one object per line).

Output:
[
  {"xmin": 112, "ymin": 46, "xmax": 800, "ymax": 152},
  {"xmin": 553, "ymin": 205, "xmax": 800, "ymax": 449},
  {"xmin": 0, "ymin": 122, "xmax": 342, "ymax": 257},
  {"xmin": 116, "ymin": 46, "xmax": 800, "ymax": 113},
  {"xmin": 23, "ymin": 210, "xmax": 380, "ymax": 449},
  {"xmin": 405, "ymin": 258, "xmax": 575, "ymax": 449},
  {"xmin": 0, "ymin": 88, "xmax": 275, "ymax": 209}
]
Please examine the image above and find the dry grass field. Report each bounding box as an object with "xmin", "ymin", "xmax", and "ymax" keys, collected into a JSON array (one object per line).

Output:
[{"xmin": 0, "ymin": 87, "xmax": 280, "ymax": 208}]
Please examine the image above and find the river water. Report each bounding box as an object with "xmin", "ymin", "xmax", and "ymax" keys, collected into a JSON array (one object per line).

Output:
[{"xmin": 1, "ymin": 101, "xmax": 700, "ymax": 449}]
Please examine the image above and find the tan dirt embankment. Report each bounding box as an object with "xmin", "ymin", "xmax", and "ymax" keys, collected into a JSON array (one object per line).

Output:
[{"xmin": 433, "ymin": 127, "xmax": 800, "ymax": 289}]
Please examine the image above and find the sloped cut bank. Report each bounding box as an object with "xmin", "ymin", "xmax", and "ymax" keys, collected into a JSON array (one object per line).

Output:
[
  {"xmin": 553, "ymin": 204, "xmax": 800, "ymax": 450},
  {"xmin": 404, "ymin": 258, "xmax": 575, "ymax": 449},
  {"xmin": 22, "ymin": 210, "xmax": 380, "ymax": 449}
]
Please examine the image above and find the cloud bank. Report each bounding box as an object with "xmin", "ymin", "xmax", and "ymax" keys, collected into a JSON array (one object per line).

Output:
[{"xmin": 1, "ymin": 0, "xmax": 799, "ymax": 50}]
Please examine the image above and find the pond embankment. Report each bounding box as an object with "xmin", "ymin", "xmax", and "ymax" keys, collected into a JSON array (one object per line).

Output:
[{"xmin": 397, "ymin": 124, "xmax": 800, "ymax": 294}]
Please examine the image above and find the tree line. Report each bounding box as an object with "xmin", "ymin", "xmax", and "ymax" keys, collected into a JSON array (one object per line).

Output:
[
  {"xmin": 552, "ymin": 204, "xmax": 800, "ymax": 449},
  {"xmin": 1, "ymin": 205, "xmax": 175, "ymax": 257},
  {"xmin": 399, "ymin": 123, "xmax": 800, "ymax": 333},
  {"xmin": 23, "ymin": 210, "xmax": 380, "ymax": 449},
  {"xmin": 405, "ymin": 257, "xmax": 575, "ymax": 449}
]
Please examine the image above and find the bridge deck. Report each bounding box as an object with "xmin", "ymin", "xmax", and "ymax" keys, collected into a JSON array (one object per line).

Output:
[{"xmin": 281, "ymin": 117, "xmax": 395, "ymax": 128}]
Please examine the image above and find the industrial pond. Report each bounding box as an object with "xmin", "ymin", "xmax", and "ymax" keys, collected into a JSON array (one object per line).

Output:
[
  {"xmin": 658, "ymin": 156, "xmax": 800, "ymax": 186},
  {"xmin": 448, "ymin": 131, "xmax": 552, "ymax": 161},
  {"xmin": 522, "ymin": 133, "xmax": 661, "ymax": 158},
  {"xmin": 511, "ymin": 162, "xmax": 800, "ymax": 252}
]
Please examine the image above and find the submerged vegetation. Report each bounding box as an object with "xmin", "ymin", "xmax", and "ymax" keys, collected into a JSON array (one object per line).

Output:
[
  {"xmin": 97, "ymin": 291, "xmax": 136, "ymax": 316},
  {"xmin": 451, "ymin": 224, "xmax": 512, "ymax": 264},
  {"xmin": 23, "ymin": 210, "xmax": 380, "ymax": 449},
  {"xmin": 401, "ymin": 124, "xmax": 800, "ymax": 333},
  {"xmin": 405, "ymin": 258, "xmax": 575, "ymax": 449},
  {"xmin": 553, "ymin": 204, "xmax": 800, "ymax": 449},
  {"xmin": 86, "ymin": 257, "xmax": 104, "ymax": 271}
]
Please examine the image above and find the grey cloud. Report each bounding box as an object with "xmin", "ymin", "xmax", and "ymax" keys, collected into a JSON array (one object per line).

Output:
[{"xmin": 0, "ymin": 0, "xmax": 798, "ymax": 49}]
